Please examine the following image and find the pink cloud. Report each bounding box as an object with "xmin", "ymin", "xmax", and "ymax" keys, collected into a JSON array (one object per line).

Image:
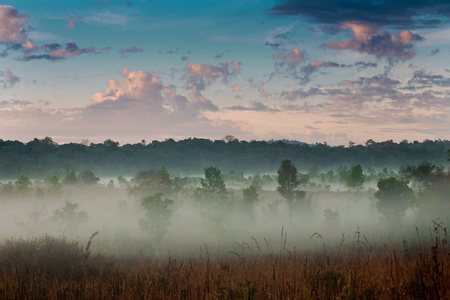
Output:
[
  {"xmin": 0, "ymin": 67, "xmax": 20, "ymax": 88},
  {"xmin": 92, "ymin": 67, "xmax": 162, "ymax": 104},
  {"xmin": 67, "ymin": 14, "xmax": 76, "ymax": 29},
  {"xmin": 272, "ymin": 48, "xmax": 306, "ymax": 71},
  {"xmin": 323, "ymin": 22, "xmax": 422, "ymax": 60},
  {"xmin": 0, "ymin": 5, "xmax": 30, "ymax": 44},
  {"xmin": 183, "ymin": 61, "xmax": 240, "ymax": 111}
]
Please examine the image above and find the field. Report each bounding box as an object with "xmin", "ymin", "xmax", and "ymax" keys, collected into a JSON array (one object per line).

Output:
[
  {"xmin": 0, "ymin": 159, "xmax": 449, "ymax": 298},
  {"xmin": 0, "ymin": 222, "xmax": 449, "ymax": 299}
]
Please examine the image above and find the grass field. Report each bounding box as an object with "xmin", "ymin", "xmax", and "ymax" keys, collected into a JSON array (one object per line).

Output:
[{"xmin": 0, "ymin": 221, "xmax": 448, "ymax": 299}]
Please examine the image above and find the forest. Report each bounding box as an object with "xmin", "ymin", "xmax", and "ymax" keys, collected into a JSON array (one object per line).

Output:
[
  {"xmin": 0, "ymin": 137, "xmax": 449, "ymax": 298},
  {"xmin": 0, "ymin": 136, "xmax": 449, "ymax": 178}
]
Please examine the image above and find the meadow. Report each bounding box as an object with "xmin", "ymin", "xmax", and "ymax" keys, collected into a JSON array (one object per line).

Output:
[{"xmin": 0, "ymin": 158, "xmax": 449, "ymax": 298}]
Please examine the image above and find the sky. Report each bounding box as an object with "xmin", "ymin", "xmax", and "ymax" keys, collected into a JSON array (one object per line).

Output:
[{"xmin": 0, "ymin": 0, "xmax": 449, "ymax": 146}]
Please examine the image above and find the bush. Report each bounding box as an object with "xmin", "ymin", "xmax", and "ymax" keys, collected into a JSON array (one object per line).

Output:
[{"xmin": 0, "ymin": 234, "xmax": 84, "ymax": 277}]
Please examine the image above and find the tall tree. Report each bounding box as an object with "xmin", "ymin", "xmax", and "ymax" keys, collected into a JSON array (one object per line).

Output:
[
  {"xmin": 375, "ymin": 177, "xmax": 415, "ymax": 229},
  {"xmin": 277, "ymin": 159, "xmax": 305, "ymax": 218},
  {"xmin": 345, "ymin": 164, "xmax": 365, "ymax": 191},
  {"xmin": 138, "ymin": 193, "xmax": 173, "ymax": 255}
]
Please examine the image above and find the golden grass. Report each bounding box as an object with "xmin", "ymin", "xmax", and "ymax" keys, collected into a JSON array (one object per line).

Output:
[{"xmin": 0, "ymin": 223, "xmax": 449, "ymax": 299}]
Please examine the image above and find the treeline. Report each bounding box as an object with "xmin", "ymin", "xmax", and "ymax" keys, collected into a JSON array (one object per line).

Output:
[{"xmin": 0, "ymin": 136, "xmax": 449, "ymax": 178}]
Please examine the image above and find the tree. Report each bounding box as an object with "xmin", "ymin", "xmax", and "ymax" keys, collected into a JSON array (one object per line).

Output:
[
  {"xmin": 277, "ymin": 159, "xmax": 305, "ymax": 218},
  {"xmin": 53, "ymin": 200, "xmax": 89, "ymax": 234},
  {"xmin": 195, "ymin": 166, "xmax": 227, "ymax": 203},
  {"xmin": 399, "ymin": 161, "xmax": 443, "ymax": 193},
  {"xmin": 129, "ymin": 167, "xmax": 172, "ymax": 197},
  {"xmin": 15, "ymin": 175, "xmax": 32, "ymax": 195},
  {"xmin": 242, "ymin": 183, "xmax": 258, "ymax": 215},
  {"xmin": 345, "ymin": 164, "xmax": 365, "ymax": 191},
  {"xmin": 374, "ymin": 177, "xmax": 415, "ymax": 229},
  {"xmin": 193, "ymin": 166, "xmax": 228, "ymax": 240},
  {"xmin": 62, "ymin": 163, "xmax": 78, "ymax": 185},
  {"xmin": 46, "ymin": 175, "xmax": 61, "ymax": 196},
  {"xmin": 138, "ymin": 193, "xmax": 173, "ymax": 255},
  {"xmin": 77, "ymin": 169, "xmax": 100, "ymax": 185}
]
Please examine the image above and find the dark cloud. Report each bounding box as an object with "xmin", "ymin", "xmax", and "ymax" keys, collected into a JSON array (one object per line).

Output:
[
  {"xmin": 215, "ymin": 53, "xmax": 224, "ymax": 59},
  {"xmin": 226, "ymin": 101, "xmax": 280, "ymax": 112},
  {"xmin": 21, "ymin": 41, "xmax": 108, "ymax": 61},
  {"xmin": 267, "ymin": 0, "xmax": 450, "ymax": 27},
  {"xmin": 322, "ymin": 24, "xmax": 423, "ymax": 60},
  {"xmin": 308, "ymin": 25, "xmax": 341, "ymax": 35},
  {"xmin": 354, "ymin": 61, "xmax": 378, "ymax": 70},
  {"xmin": 265, "ymin": 25, "xmax": 297, "ymax": 49},
  {"xmin": 429, "ymin": 49, "xmax": 440, "ymax": 56},
  {"xmin": 407, "ymin": 70, "xmax": 450, "ymax": 88},
  {"xmin": 281, "ymin": 87, "xmax": 325, "ymax": 101},
  {"xmin": 119, "ymin": 46, "xmax": 144, "ymax": 57},
  {"xmin": 300, "ymin": 61, "xmax": 350, "ymax": 83}
]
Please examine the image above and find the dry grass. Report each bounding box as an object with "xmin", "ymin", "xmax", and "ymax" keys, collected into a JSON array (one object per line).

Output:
[{"xmin": 0, "ymin": 222, "xmax": 449, "ymax": 299}]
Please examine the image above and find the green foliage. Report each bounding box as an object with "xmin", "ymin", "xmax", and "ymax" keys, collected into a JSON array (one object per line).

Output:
[
  {"xmin": 46, "ymin": 175, "xmax": 61, "ymax": 196},
  {"xmin": 1, "ymin": 137, "xmax": 449, "ymax": 178},
  {"xmin": 243, "ymin": 184, "xmax": 258, "ymax": 206},
  {"xmin": 277, "ymin": 159, "xmax": 300, "ymax": 203},
  {"xmin": 53, "ymin": 200, "xmax": 89, "ymax": 232},
  {"xmin": 194, "ymin": 166, "xmax": 227, "ymax": 204},
  {"xmin": 138, "ymin": 193, "xmax": 173, "ymax": 250},
  {"xmin": 375, "ymin": 177, "xmax": 415, "ymax": 228},
  {"xmin": 399, "ymin": 161, "xmax": 443, "ymax": 192},
  {"xmin": 345, "ymin": 164, "xmax": 365, "ymax": 191},
  {"xmin": 129, "ymin": 167, "xmax": 172, "ymax": 197},
  {"xmin": 77, "ymin": 169, "xmax": 100, "ymax": 185},
  {"xmin": 277, "ymin": 160, "xmax": 307, "ymax": 218},
  {"xmin": 62, "ymin": 163, "xmax": 78, "ymax": 185},
  {"xmin": 15, "ymin": 174, "xmax": 32, "ymax": 195}
]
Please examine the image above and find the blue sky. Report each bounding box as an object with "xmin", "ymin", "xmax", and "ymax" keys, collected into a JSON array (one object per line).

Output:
[{"xmin": 1, "ymin": 0, "xmax": 449, "ymax": 145}]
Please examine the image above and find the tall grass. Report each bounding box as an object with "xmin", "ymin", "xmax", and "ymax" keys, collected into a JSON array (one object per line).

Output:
[{"xmin": 0, "ymin": 222, "xmax": 449, "ymax": 299}]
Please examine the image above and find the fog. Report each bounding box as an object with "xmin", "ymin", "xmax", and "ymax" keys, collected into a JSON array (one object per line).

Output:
[{"xmin": 3, "ymin": 163, "xmax": 447, "ymax": 262}]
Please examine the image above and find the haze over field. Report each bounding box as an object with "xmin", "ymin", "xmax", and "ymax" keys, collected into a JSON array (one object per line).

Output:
[{"xmin": 1, "ymin": 0, "xmax": 450, "ymax": 145}]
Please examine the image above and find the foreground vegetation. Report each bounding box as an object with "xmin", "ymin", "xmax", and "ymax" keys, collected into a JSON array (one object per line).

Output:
[{"xmin": 0, "ymin": 223, "xmax": 449, "ymax": 299}]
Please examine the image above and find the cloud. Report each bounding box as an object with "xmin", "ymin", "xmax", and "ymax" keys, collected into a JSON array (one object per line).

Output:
[
  {"xmin": 0, "ymin": 67, "xmax": 20, "ymax": 88},
  {"xmin": 232, "ymin": 84, "xmax": 241, "ymax": 93},
  {"xmin": 272, "ymin": 48, "xmax": 306, "ymax": 72},
  {"xmin": 0, "ymin": 5, "xmax": 31, "ymax": 44},
  {"xmin": 21, "ymin": 41, "xmax": 108, "ymax": 61},
  {"xmin": 407, "ymin": 69, "xmax": 450, "ymax": 88},
  {"xmin": 300, "ymin": 61, "xmax": 350, "ymax": 83},
  {"xmin": 265, "ymin": 25, "xmax": 297, "ymax": 49},
  {"xmin": 92, "ymin": 67, "xmax": 163, "ymax": 105},
  {"xmin": 267, "ymin": 0, "xmax": 450, "ymax": 28},
  {"xmin": 84, "ymin": 12, "xmax": 128, "ymax": 25},
  {"xmin": 429, "ymin": 48, "xmax": 440, "ymax": 56},
  {"xmin": 328, "ymin": 74, "xmax": 402, "ymax": 108},
  {"xmin": 226, "ymin": 101, "xmax": 280, "ymax": 112},
  {"xmin": 119, "ymin": 46, "xmax": 144, "ymax": 57},
  {"xmin": 354, "ymin": 61, "xmax": 378, "ymax": 70},
  {"xmin": 281, "ymin": 87, "xmax": 325, "ymax": 101},
  {"xmin": 322, "ymin": 23, "xmax": 423, "ymax": 60},
  {"xmin": 67, "ymin": 14, "xmax": 76, "ymax": 29},
  {"xmin": 183, "ymin": 61, "xmax": 240, "ymax": 111}
]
